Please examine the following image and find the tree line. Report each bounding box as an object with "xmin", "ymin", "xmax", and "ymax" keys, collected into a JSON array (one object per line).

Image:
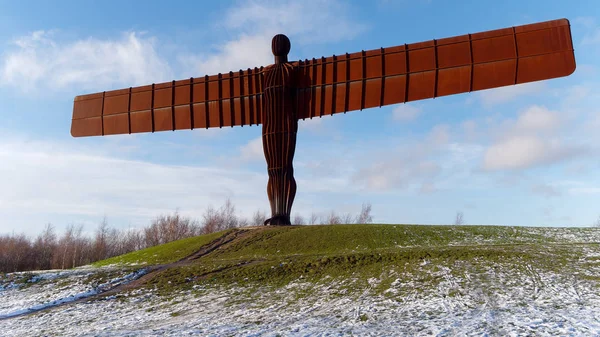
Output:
[{"xmin": 0, "ymin": 200, "xmax": 372, "ymax": 273}]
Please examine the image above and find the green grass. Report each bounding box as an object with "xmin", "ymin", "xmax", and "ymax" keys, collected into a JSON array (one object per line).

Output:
[
  {"xmin": 92, "ymin": 230, "xmax": 230, "ymax": 267},
  {"xmin": 87, "ymin": 224, "xmax": 599, "ymax": 296},
  {"xmin": 205, "ymin": 224, "xmax": 551, "ymax": 260}
]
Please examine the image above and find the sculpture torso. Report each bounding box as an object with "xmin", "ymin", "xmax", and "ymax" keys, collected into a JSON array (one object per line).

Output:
[{"xmin": 261, "ymin": 35, "xmax": 298, "ymax": 226}]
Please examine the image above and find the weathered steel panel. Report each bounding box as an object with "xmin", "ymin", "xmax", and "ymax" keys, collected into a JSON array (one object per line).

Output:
[
  {"xmin": 295, "ymin": 18, "xmax": 575, "ymax": 119},
  {"xmin": 72, "ymin": 70, "xmax": 264, "ymax": 136}
]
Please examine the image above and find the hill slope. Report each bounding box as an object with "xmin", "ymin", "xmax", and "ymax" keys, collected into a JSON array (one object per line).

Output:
[{"xmin": 3, "ymin": 224, "xmax": 600, "ymax": 336}]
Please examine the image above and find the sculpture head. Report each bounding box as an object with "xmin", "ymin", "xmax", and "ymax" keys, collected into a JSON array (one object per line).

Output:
[{"xmin": 272, "ymin": 34, "xmax": 291, "ymax": 64}]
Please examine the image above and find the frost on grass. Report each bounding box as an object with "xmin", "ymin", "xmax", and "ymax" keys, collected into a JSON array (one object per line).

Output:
[
  {"xmin": 0, "ymin": 267, "xmax": 147, "ymax": 319},
  {"xmin": 2, "ymin": 257, "xmax": 600, "ymax": 335},
  {"xmin": 2, "ymin": 226, "xmax": 600, "ymax": 336},
  {"xmin": 4, "ymin": 268, "xmax": 600, "ymax": 336}
]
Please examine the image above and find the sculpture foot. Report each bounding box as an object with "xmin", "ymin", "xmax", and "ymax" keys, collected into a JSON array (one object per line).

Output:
[{"xmin": 263, "ymin": 215, "xmax": 291, "ymax": 226}]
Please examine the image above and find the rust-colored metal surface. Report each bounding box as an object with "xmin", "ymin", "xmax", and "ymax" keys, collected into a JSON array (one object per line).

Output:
[
  {"xmin": 262, "ymin": 35, "xmax": 297, "ymax": 225},
  {"xmin": 294, "ymin": 18, "xmax": 575, "ymax": 119},
  {"xmin": 71, "ymin": 69, "xmax": 264, "ymax": 137},
  {"xmin": 71, "ymin": 18, "xmax": 576, "ymax": 225}
]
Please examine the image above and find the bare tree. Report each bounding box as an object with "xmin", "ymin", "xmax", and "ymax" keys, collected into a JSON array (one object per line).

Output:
[
  {"xmin": 201, "ymin": 205, "xmax": 222, "ymax": 234},
  {"xmin": 0, "ymin": 234, "xmax": 31, "ymax": 272},
  {"xmin": 292, "ymin": 214, "xmax": 306, "ymax": 225},
  {"xmin": 326, "ymin": 211, "xmax": 342, "ymax": 225},
  {"xmin": 144, "ymin": 211, "xmax": 202, "ymax": 245},
  {"xmin": 0, "ymin": 209, "xmax": 208, "ymax": 272},
  {"xmin": 115, "ymin": 227, "xmax": 144, "ymax": 255},
  {"xmin": 341, "ymin": 213, "xmax": 355, "ymax": 224},
  {"xmin": 308, "ymin": 213, "xmax": 319, "ymax": 225},
  {"xmin": 71, "ymin": 224, "xmax": 85, "ymax": 268},
  {"xmin": 144, "ymin": 221, "xmax": 161, "ymax": 247},
  {"xmin": 454, "ymin": 211, "xmax": 464, "ymax": 226},
  {"xmin": 94, "ymin": 218, "xmax": 110, "ymax": 261},
  {"xmin": 594, "ymin": 215, "xmax": 600, "ymax": 228},
  {"xmin": 237, "ymin": 218, "xmax": 250, "ymax": 227},
  {"xmin": 220, "ymin": 198, "xmax": 238, "ymax": 230},
  {"xmin": 200, "ymin": 198, "xmax": 244, "ymax": 234},
  {"xmin": 55, "ymin": 225, "xmax": 74, "ymax": 270},
  {"xmin": 33, "ymin": 223, "xmax": 56, "ymax": 270},
  {"xmin": 251, "ymin": 210, "xmax": 267, "ymax": 226},
  {"xmin": 356, "ymin": 202, "xmax": 373, "ymax": 224}
]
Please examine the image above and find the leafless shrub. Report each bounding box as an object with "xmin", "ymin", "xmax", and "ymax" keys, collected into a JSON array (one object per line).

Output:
[
  {"xmin": 251, "ymin": 210, "xmax": 267, "ymax": 226},
  {"xmin": 0, "ymin": 233, "xmax": 31, "ymax": 272},
  {"xmin": 304, "ymin": 202, "xmax": 373, "ymax": 225},
  {"xmin": 341, "ymin": 213, "xmax": 356, "ymax": 224},
  {"xmin": 114, "ymin": 228, "xmax": 145, "ymax": 256},
  {"xmin": 32, "ymin": 223, "xmax": 56, "ymax": 270},
  {"xmin": 145, "ymin": 211, "xmax": 202, "ymax": 245},
  {"xmin": 53, "ymin": 224, "xmax": 90, "ymax": 270},
  {"xmin": 326, "ymin": 211, "xmax": 342, "ymax": 225},
  {"xmin": 356, "ymin": 202, "xmax": 373, "ymax": 224},
  {"xmin": 220, "ymin": 198, "xmax": 239, "ymax": 230},
  {"xmin": 0, "ymin": 200, "xmax": 378, "ymax": 273},
  {"xmin": 201, "ymin": 205, "xmax": 222, "ymax": 234},
  {"xmin": 308, "ymin": 213, "xmax": 319, "ymax": 225},
  {"xmin": 94, "ymin": 218, "xmax": 111, "ymax": 261},
  {"xmin": 454, "ymin": 211, "xmax": 465, "ymax": 226},
  {"xmin": 292, "ymin": 214, "xmax": 306, "ymax": 225}
]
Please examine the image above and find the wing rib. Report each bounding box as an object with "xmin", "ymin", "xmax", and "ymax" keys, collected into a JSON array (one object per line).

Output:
[
  {"xmin": 295, "ymin": 18, "xmax": 576, "ymax": 120},
  {"xmin": 71, "ymin": 68, "xmax": 264, "ymax": 137}
]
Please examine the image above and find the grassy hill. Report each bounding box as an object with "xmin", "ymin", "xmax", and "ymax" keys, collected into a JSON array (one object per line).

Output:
[
  {"xmin": 91, "ymin": 224, "xmax": 600, "ymax": 296},
  {"xmin": 5, "ymin": 224, "xmax": 600, "ymax": 336}
]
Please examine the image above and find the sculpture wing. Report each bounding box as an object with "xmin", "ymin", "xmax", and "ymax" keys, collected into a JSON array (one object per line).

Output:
[
  {"xmin": 71, "ymin": 67, "xmax": 265, "ymax": 137},
  {"xmin": 295, "ymin": 18, "xmax": 576, "ymax": 120}
]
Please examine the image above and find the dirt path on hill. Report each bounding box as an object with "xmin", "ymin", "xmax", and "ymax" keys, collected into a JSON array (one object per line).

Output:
[{"xmin": 1, "ymin": 227, "xmax": 263, "ymax": 320}]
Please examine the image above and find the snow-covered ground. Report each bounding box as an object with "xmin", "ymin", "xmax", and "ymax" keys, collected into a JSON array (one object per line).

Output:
[
  {"xmin": 2, "ymin": 273, "xmax": 600, "ymax": 336},
  {"xmin": 0, "ymin": 267, "xmax": 147, "ymax": 319},
  {"xmin": 3, "ymin": 260, "xmax": 600, "ymax": 336},
  {"xmin": 2, "ymin": 227, "xmax": 600, "ymax": 336}
]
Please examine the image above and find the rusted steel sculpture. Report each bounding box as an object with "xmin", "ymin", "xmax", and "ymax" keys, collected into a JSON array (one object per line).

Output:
[{"xmin": 71, "ymin": 19, "xmax": 576, "ymax": 225}]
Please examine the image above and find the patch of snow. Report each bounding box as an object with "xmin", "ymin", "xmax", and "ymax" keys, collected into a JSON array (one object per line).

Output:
[
  {"xmin": 0, "ymin": 268, "xmax": 147, "ymax": 319},
  {"xmin": 2, "ymin": 227, "xmax": 600, "ymax": 336}
]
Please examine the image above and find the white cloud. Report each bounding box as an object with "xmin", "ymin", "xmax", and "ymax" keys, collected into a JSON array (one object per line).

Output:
[
  {"xmin": 483, "ymin": 135, "xmax": 581, "ymax": 171},
  {"xmin": 181, "ymin": 0, "xmax": 366, "ymax": 75},
  {"xmin": 1, "ymin": 31, "xmax": 173, "ymax": 93},
  {"xmin": 419, "ymin": 182, "xmax": 436, "ymax": 194},
  {"xmin": 513, "ymin": 105, "xmax": 560, "ymax": 133},
  {"xmin": 575, "ymin": 17, "xmax": 600, "ymax": 47},
  {"xmin": 478, "ymin": 81, "xmax": 545, "ymax": 107},
  {"xmin": 179, "ymin": 34, "xmax": 273, "ymax": 77},
  {"xmin": 568, "ymin": 187, "xmax": 600, "ymax": 195},
  {"xmin": 531, "ymin": 183, "xmax": 561, "ymax": 197},
  {"xmin": 575, "ymin": 17, "xmax": 596, "ymax": 30},
  {"xmin": 428, "ymin": 124, "xmax": 450, "ymax": 145},
  {"xmin": 461, "ymin": 120, "xmax": 478, "ymax": 141},
  {"xmin": 481, "ymin": 105, "xmax": 586, "ymax": 171},
  {"xmin": 0, "ymin": 0, "xmax": 366, "ymax": 93},
  {"xmin": 350, "ymin": 124, "xmax": 458, "ymax": 191},
  {"xmin": 299, "ymin": 117, "xmax": 323, "ymax": 131},
  {"xmin": 582, "ymin": 30, "xmax": 600, "ymax": 46},
  {"xmin": 224, "ymin": 0, "xmax": 366, "ymax": 45},
  {"xmin": 0, "ymin": 137, "xmax": 268, "ymax": 234},
  {"xmin": 239, "ymin": 137, "xmax": 264, "ymax": 162},
  {"xmin": 392, "ymin": 104, "xmax": 421, "ymax": 122},
  {"xmin": 353, "ymin": 158, "xmax": 442, "ymax": 191}
]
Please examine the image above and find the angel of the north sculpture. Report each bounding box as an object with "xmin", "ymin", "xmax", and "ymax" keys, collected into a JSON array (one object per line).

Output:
[{"xmin": 71, "ymin": 18, "xmax": 575, "ymax": 225}]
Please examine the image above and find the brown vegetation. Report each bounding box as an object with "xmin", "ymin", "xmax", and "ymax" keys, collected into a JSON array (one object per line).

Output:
[{"xmin": 0, "ymin": 200, "xmax": 373, "ymax": 273}]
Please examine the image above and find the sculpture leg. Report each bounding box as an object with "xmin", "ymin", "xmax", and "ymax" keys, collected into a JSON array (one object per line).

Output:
[
  {"xmin": 261, "ymin": 53, "xmax": 296, "ymax": 225},
  {"xmin": 263, "ymin": 129, "xmax": 297, "ymax": 225}
]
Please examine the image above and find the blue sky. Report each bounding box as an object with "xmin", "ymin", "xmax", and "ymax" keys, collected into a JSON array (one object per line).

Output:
[{"xmin": 1, "ymin": 0, "xmax": 599, "ymax": 235}]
